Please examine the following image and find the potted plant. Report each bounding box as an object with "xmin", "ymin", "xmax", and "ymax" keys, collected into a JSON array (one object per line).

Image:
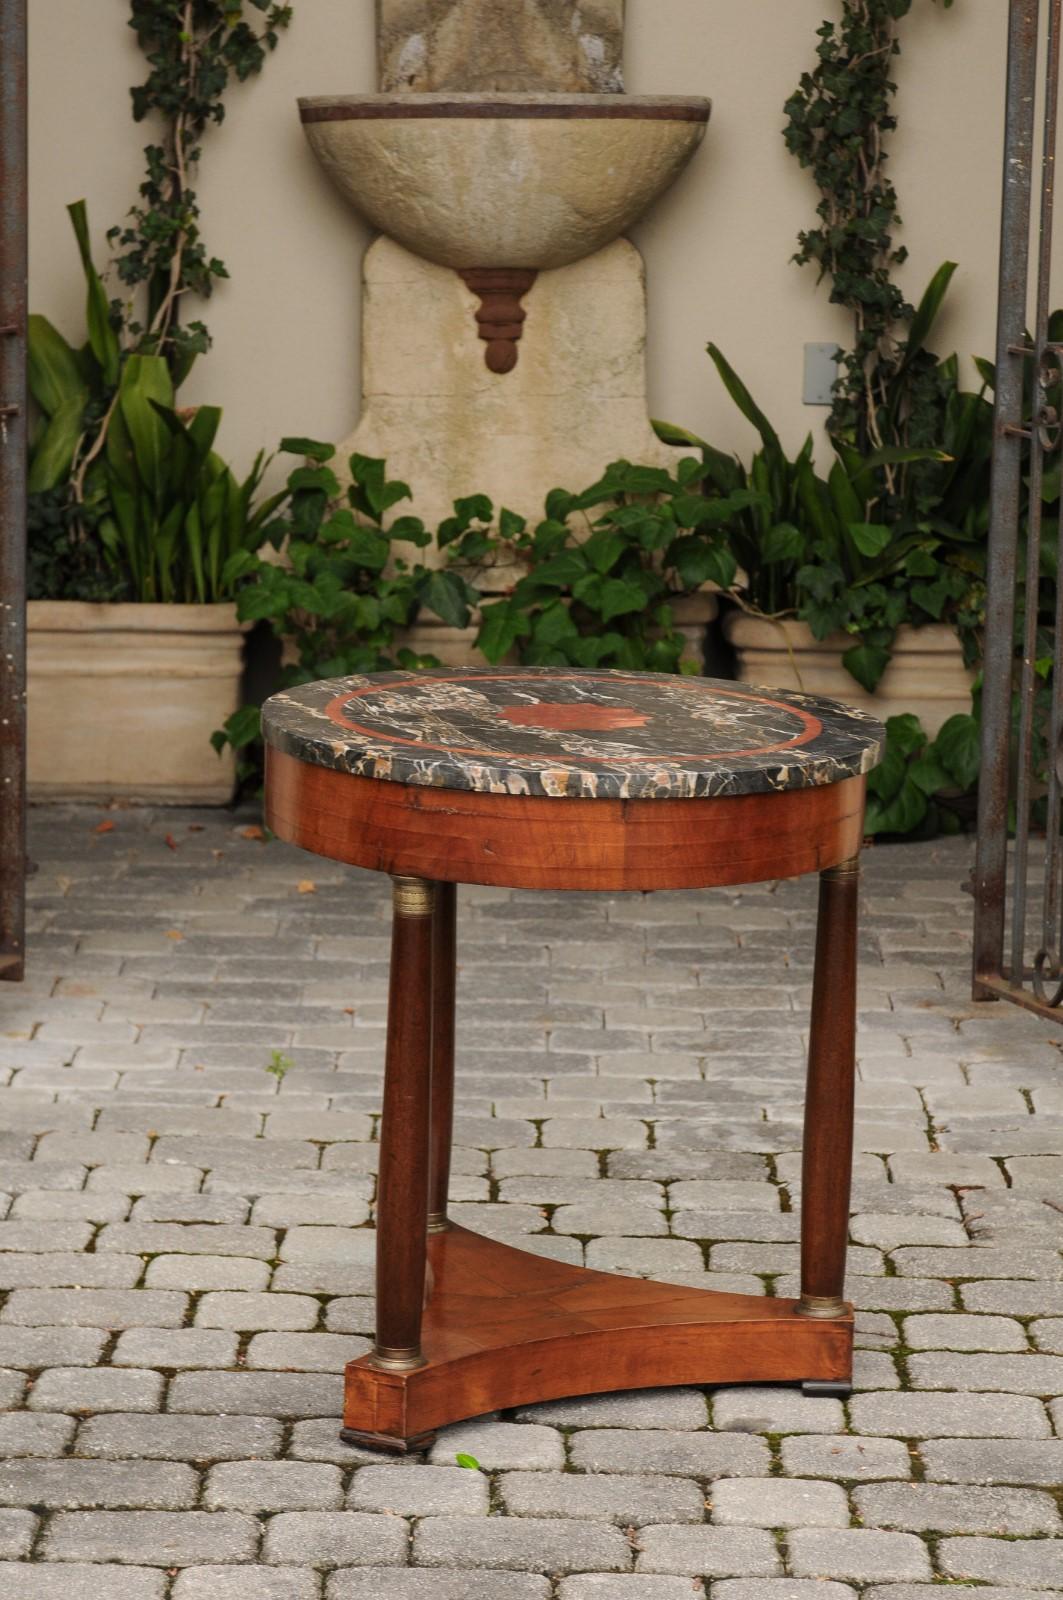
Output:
[
  {"xmin": 442, "ymin": 458, "xmax": 743, "ymax": 673},
  {"xmin": 26, "ymin": 207, "xmax": 280, "ymax": 802},
  {"xmin": 211, "ymin": 445, "xmax": 480, "ymax": 786},
  {"xmin": 662, "ymin": 312, "xmax": 989, "ymax": 734}
]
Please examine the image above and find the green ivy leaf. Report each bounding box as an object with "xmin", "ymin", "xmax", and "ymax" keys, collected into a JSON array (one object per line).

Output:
[
  {"xmin": 761, "ymin": 522, "xmax": 804, "ymax": 563},
  {"xmin": 344, "ymin": 525, "xmax": 390, "ymax": 572},
  {"xmin": 529, "ymin": 551, "xmax": 590, "ymax": 589},
  {"xmin": 599, "ymin": 577, "xmax": 650, "ymax": 624},
  {"xmin": 669, "ymin": 539, "xmax": 735, "ymax": 591},
  {"xmin": 421, "ymin": 569, "xmax": 472, "ymax": 629},
  {"xmin": 453, "ymin": 493, "xmax": 493, "ymax": 524},
  {"xmin": 934, "ymin": 713, "xmax": 980, "ymax": 790},
  {"xmin": 389, "ymin": 515, "xmax": 431, "ymax": 548},
  {"xmin": 477, "ymin": 600, "xmax": 528, "ymax": 663},
  {"xmin": 864, "ymin": 778, "xmax": 928, "ymax": 837},
  {"xmin": 280, "ymin": 437, "xmax": 335, "ymax": 462},
  {"xmin": 582, "ymin": 530, "xmax": 627, "ymax": 576},
  {"xmin": 842, "ymin": 641, "xmax": 890, "ymax": 692},
  {"xmin": 287, "ymin": 465, "xmax": 341, "ymax": 497},
  {"xmin": 909, "ymin": 751, "xmax": 950, "ymax": 795},
  {"xmin": 848, "ymin": 522, "xmax": 892, "ymax": 558},
  {"xmin": 499, "ymin": 507, "xmax": 526, "ymax": 540},
  {"xmin": 532, "ymin": 602, "xmax": 579, "ymax": 646}
]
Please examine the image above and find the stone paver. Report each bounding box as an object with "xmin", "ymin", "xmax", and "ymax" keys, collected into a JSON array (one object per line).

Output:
[{"xmin": 3, "ymin": 813, "xmax": 1060, "ymax": 1594}]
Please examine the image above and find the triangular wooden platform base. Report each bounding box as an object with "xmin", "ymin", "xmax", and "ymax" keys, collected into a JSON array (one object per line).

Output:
[{"xmin": 342, "ymin": 1225, "xmax": 853, "ymax": 1453}]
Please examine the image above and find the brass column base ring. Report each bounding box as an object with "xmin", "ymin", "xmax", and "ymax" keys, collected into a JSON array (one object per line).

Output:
[
  {"xmin": 369, "ymin": 1345, "xmax": 428, "ymax": 1373},
  {"xmin": 795, "ymin": 1294, "xmax": 848, "ymax": 1319}
]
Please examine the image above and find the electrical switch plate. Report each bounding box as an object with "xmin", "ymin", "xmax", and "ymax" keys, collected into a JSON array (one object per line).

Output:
[{"xmin": 803, "ymin": 342, "xmax": 841, "ymax": 406}]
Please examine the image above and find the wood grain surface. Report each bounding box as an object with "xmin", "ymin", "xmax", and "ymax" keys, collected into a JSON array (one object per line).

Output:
[
  {"xmin": 265, "ymin": 748, "xmax": 866, "ymax": 892},
  {"xmin": 344, "ymin": 1226, "xmax": 853, "ymax": 1449}
]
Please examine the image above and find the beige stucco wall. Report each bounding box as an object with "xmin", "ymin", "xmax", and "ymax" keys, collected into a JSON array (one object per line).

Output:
[{"xmin": 29, "ymin": 1, "xmax": 1022, "ymax": 487}]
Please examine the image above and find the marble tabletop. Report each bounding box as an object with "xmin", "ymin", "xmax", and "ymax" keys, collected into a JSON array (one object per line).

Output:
[{"xmin": 262, "ymin": 668, "xmax": 883, "ymax": 801}]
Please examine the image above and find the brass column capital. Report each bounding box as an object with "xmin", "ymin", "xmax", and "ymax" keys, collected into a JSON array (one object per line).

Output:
[{"xmin": 392, "ymin": 876, "xmax": 436, "ymax": 918}]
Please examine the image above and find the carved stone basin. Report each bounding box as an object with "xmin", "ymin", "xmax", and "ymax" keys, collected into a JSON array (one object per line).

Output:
[{"xmin": 298, "ymin": 92, "xmax": 711, "ymax": 271}]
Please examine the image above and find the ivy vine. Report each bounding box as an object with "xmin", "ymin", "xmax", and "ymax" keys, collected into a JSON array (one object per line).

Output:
[
  {"xmin": 60, "ymin": 1, "xmax": 291, "ymax": 524},
  {"xmin": 109, "ymin": 0, "xmax": 293, "ymax": 384},
  {"xmin": 783, "ymin": 0, "xmax": 956, "ymax": 457}
]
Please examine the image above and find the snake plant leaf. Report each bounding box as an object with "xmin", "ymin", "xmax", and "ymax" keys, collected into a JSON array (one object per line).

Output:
[
  {"xmin": 105, "ymin": 402, "xmax": 138, "ymax": 493},
  {"xmin": 67, "ymin": 200, "xmax": 121, "ymax": 387},
  {"xmin": 27, "ymin": 314, "xmax": 86, "ymax": 417},
  {"xmin": 900, "ymin": 261, "xmax": 958, "ymax": 371},
  {"xmin": 706, "ymin": 344, "xmax": 783, "ymax": 464},
  {"xmin": 652, "ymin": 418, "xmax": 708, "ymax": 450},
  {"xmin": 26, "ymin": 396, "xmax": 85, "ymax": 493},
  {"xmin": 151, "ymin": 400, "xmax": 223, "ymax": 472},
  {"xmin": 118, "ymin": 356, "xmax": 174, "ymax": 506},
  {"xmin": 184, "ymin": 500, "xmax": 206, "ymax": 604}
]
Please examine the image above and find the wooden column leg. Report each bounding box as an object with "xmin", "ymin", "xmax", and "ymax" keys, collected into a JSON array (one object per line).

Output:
[
  {"xmin": 371, "ymin": 875, "xmax": 435, "ymax": 1372},
  {"xmin": 428, "ymin": 882, "xmax": 457, "ymax": 1233},
  {"xmin": 797, "ymin": 854, "xmax": 859, "ymax": 1320}
]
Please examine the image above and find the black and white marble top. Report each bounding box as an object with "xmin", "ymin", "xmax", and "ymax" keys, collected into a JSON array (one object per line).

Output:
[{"xmin": 262, "ymin": 668, "xmax": 882, "ymax": 801}]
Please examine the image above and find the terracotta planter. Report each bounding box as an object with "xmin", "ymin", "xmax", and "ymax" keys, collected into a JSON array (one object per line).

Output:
[
  {"xmin": 724, "ymin": 613, "xmax": 974, "ymax": 737},
  {"xmin": 27, "ymin": 601, "xmax": 247, "ymax": 804},
  {"xmin": 395, "ymin": 590, "xmax": 719, "ymax": 670}
]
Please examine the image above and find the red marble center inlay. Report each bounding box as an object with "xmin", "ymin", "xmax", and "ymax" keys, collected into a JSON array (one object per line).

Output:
[{"xmin": 498, "ymin": 704, "xmax": 652, "ymax": 732}]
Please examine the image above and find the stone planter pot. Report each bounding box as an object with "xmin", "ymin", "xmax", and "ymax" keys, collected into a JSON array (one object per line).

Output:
[
  {"xmin": 395, "ymin": 589, "xmax": 719, "ymax": 670},
  {"xmin": 723, "ymin": 612, "xmax": 974, "ymax": 737},
  {"xmin": 28, "ymin": 601, "xmax": 247, "ymax": 804}
]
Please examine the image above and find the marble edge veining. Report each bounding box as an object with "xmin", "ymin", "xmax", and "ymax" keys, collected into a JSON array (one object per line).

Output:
[{"xmin": 261, "ymin": 670, "xmax": 884, "ymax": 801}]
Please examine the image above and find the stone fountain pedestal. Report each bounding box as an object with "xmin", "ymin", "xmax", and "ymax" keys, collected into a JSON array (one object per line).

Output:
[{"xmin": 344, "ymin": 234, "xmax": 678, "ymax": 534}]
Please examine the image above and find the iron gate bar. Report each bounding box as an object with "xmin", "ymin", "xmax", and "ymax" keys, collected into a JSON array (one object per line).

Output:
[
  {"xmin": 973, "ymin": 0, "xmax": 1063, "ymax": 1021},
  {"xmin": 0, "ymin": 0, "xmax": 27, "ymax": 985},
  {"xmin": 1014, "ymin": 0, "xmax": 1061, "ymax": 1006}
]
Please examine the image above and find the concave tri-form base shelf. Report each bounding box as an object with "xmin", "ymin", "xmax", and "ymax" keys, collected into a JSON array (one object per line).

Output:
[{"xmin": 342, "ymin": 1225, "xmax": 853, "ymax": 1453}]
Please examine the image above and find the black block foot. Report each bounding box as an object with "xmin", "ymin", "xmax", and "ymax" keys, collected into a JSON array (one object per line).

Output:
[
  {"xmin": 802, "ymin": 1379, "xmax": 852, "ymax": 1399},
  {"xmin": 340, "ymin": 1427, "xmax": 436, "ymax": 1455}
]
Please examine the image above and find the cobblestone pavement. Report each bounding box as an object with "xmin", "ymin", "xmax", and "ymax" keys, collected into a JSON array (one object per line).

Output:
[{"xmin": 0, "ymin": 805, "xmax": 1061, "ymax": 1598}]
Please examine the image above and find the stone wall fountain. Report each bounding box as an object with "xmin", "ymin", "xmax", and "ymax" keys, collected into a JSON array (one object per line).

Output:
[{"xmin": 297, "ymin": 0, "xmax": 711, "ymax": 654}]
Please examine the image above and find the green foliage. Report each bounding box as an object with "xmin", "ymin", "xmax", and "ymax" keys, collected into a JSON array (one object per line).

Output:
[
  {"xmin": 864, "ymin": 710, "xmax": 978, "ymax": 838},
  {"xmin": 265, "ymin": 1049, "xmax": 295, "ymax": 1082},
  {"xmin": 111, "ymin": 0, "xmax": 292, "ymax": 380},
  {"xmin": 26, "ymin": 487, "xmax": 128, "ymax": 602},
  {"xmin": 667, "ymin": 330, "xmax": 989, "ymax": 692},
  {"xmin": 212, "ymin": 448, "xmax": 475, "ymax": 779},
  {"xmin": 455, "ymin": 1454, "xmax": 483, "ymax": 1471},
  {"xmin": 28, "ymin": 208, "xmax": 278, "ymax": 603},
  {"xmin": 29, "ymin": 290, "xmax": 277, "ymax": 603},
  {"xmin": 27, "ymin": 5, "xmax": 290, "ymax": 600},
  {"xmin": 451, "ymin": 459, "xmax": 744, "ymax": 673},
  {"xmin": 783, "ymin": 0, "xmax": 957, "ymax": 449}
]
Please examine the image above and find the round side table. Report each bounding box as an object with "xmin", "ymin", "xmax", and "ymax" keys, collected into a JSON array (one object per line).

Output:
[{"xmin": 262, "ymin": 666, "xmax": 883, "ymax": 1454}]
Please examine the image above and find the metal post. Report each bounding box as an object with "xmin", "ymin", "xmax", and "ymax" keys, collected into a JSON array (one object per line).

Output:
[
  {"xmin": 0, "ymin": 0, "xmax": 27, "ymax": 985},
  {"xmin": 973, "ymin": 0, "xmax": 1040, "ymax": 999}
]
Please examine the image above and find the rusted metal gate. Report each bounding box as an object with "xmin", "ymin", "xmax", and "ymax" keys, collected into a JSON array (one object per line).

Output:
[
  {"xmin": 0, "ymin": 0, "xmax": 27, "ymax": 983},
  {"xmin": 974, "ymin": 0, "xmax": 1063, "ymax": 1021}
]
